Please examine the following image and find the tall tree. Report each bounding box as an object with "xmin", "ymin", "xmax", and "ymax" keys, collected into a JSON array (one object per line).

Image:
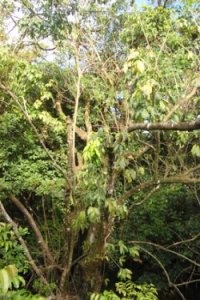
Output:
[{"xmin": 0, "ymin": 0, "xmax": 199, "ymax": 299}]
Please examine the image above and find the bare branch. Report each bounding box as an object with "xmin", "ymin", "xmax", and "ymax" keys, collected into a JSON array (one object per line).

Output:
[
  {"xmin": 86, "ymin": 35, "xmax": 114, "ymax": 86},
  {"xmin": 129, "ymin": 240, "xmax": 200, "ymax": 268},
  {"xmin": 139, "ymin": 246, "xmax": 171, "ymax": 286},
  {"xmin": 168, "ymin": 232, "xmax": 200, "ymax": 249},
  {"xmin": 117, "ymin": 181, "xmax": 155, "ymax": 204},
  {"xmin": 75, "ymin": 126, "xmax": 88, "ymax": 141},
  {"xmin": 129, "ymin": 185, "xmax": 160, "ymax": 209},
  {"xmin": 0, "ymin": 201, "xmax": 48, "ymax": 285},
  {"xmin": 183, "ymin": 165, "xmax": 200, "ymax": 176},
  {"xmin": 119, "ymin": 175, "xmax": 200, "ymax": 203},
  {"xmin": 172, "ymin": 284, "xmax": 186, "ymax": 300},
  {"xmin": 129, "ymin": 75, "xmax": 200, "ymax": 157},
  {"xmin": 176, "ymin": 279, "xmax": 200, "ymax": 287},
  {"xmin": 55, "ymin": 97, "xmax": 87, "ymax": 141},
  {"xmin": 8, "ymin": 194, "xmax": 54, "ymax": 265},
  {"xmin": 84, "ymin": 99, "xmax": 92, "ymax": 135},
  {"xmin": 72, "ymin": 43, "xmax": 82, "ymax": 173},
  {"xmin": 128, "ymin": 120, "xmax": 200, "ymax": 133},
  {"xmin": 164, "ymin": 75, "xmax": 200, "ymax": 122},
  {"xmin": 138, "ymin": 246, "xmax": 186, "ymax": 300}
]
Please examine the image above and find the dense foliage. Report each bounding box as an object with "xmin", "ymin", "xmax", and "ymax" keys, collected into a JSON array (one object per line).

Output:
[{"xmin": 0, "ymin": 0, "xmax": 199, "ymax": 299}]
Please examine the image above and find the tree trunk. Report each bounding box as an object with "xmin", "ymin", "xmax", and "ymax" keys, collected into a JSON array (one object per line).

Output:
[{"xmin": 73, "ymin": 219, "xmax": 113, "ymax": 299}]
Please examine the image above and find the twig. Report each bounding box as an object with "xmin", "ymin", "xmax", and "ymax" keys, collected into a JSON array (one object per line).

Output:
[
  {"xmin": 128, "ymin": 185, "xmax": 160, "ymax": 210},
  {"xmin": 129, "ymin": 240, "xmax": 200, "ymax": 268},
  {"xmin": 168, "ymin": 232, "xmax": 200, "ymax": 249}
]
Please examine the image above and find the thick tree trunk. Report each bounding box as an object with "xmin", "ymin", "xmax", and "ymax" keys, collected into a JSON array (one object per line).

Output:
[{"xmin": 73, "ymin": 219, "xmax": 113, "ymax": 299}]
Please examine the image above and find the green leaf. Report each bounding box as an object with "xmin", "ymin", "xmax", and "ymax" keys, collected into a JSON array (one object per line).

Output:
[
  {"xmin": 4, "ymin": 265, "xmax": 18, "ymax": 281},
  {"xmin": 129, "ymin": 246, "xmax": 140, "ymax": 258},
  {"xmin": 124, "ymin": 169, "xmax": 136, "ymax": 183},
  {"xmin": 72, "ymin": 211, "xmax": 88, "ymax": 232},
  {"xmin": 105, "ymin": 199, "xmax": 118, "ymax": 215},
  {"xmin": 135, "ymin": 60, "xmax": 145, "ymax": 73},
  {"xmin": 127, "ymin": 50, "xmax": 139, "ymax": 61},
  {"xmin": 141, "ymin": 83, "xmax": 153, "ymax": 98},
  {"xmin": 138, "ymin": 167, "xmax": 145, "ymax": 176},
  {"xmin": 191, "ymin": 144, "xmax": 200, "ymax": 157},
  {"xmin": 87, "ymin": 207, "xmax": 101, "ymax": 223},
  {"xmin": 0, "ymin": 269, "xmax": 10, "ymax": 293},
  {"xmin": 118, "ymin": 240, "xmax": 128, "ymax": 255},
  {"xmin": 117, "ymin": 268, "xmax": 132, "ymax": 280}
]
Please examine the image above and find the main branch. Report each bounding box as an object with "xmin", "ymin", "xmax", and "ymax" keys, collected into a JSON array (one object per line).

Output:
[{"xmin": 128, "ymin": 120, "xmax": 200, "ymax": 132}]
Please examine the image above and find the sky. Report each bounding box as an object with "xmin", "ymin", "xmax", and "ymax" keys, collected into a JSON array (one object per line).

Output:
[{"xmin": 135, "ymin": 0, "xmax": 149, "ymax": 6}]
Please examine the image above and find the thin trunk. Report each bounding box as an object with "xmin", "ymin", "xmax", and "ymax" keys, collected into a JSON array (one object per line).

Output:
[{"xmin": 60, "ymin": 231, "xmax": 74, "ymax": 292}]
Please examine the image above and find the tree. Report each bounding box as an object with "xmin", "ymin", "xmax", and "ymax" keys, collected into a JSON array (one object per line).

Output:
[{"xmin": 0, "ymin": 0, "xmax": 200, "ymax": 299}]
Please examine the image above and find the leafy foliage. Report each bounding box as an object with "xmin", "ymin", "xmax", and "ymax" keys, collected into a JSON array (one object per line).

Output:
[
  {"xmin": 0, "ymin": 223, "xmax": 29, "ymax": 273},
  {"xmin": 91, "ymin": 281, "xmax": 158, "ymax": 300},
  {"xmin": 0, "ymin": 264, "xmax": 24, "ymax": 294}
]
